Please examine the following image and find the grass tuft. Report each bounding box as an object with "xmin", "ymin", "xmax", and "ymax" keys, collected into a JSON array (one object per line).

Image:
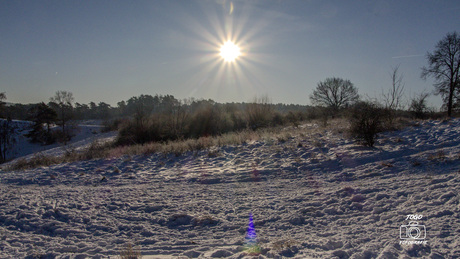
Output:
[
  {"xmin": 271, "ymin": 238, "xmax": 299, "ymax": 251},
  {"xmin": 119, "ymin": 243, "xmax": 141, "ymax": 259}
]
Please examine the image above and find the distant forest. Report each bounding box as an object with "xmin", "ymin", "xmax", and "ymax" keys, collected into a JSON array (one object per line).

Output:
[{"xmin": 4, "ymin": 94, "xmax": 313, "ymax": 121}]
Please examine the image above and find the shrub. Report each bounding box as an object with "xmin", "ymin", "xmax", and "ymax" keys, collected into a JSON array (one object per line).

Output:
[
  {"xmin": 349, "ymin": 101, "xmax": 383, "ymax": 147},
  {"xmin": 116, "ymin": 118, "xmax": 161, "ymax": 145},
  {"xmin": 286, "ymin": 111, "xmax": 301, "ymax": 127},
  {"xmin": 102, "ymin": 118, "xmax": 127, "ymax": 132},
  {"xmin": 78, "ymin": 140, "xmax": 111, "ymax": 160},
  {"xmin": 188, "ymin": 104, "xmax": 225, "ymax": 138},
  {"xmin": 409, "ymin": 93, "xmax": 430, "ymax": 119},
  {"xmin": 229, "ymin": 110, "xmax": 247, "ymax": 130},
  {"xmin": 380, "ymin": 107, "xmax": 401, "ymax": 131},
  {"xmin": 246, "ymin": 96, "xmax": 274, "ymax": 130},
  {"xmin": 271, "ymin": 111, "xmax": 285, "ymax": 127},
  {"xmin": 26, "ymin": 124, "xmax": 57, "ymax": 145},
  {"xmin": 115, "ymin": 95, "xmax": 312, "ymax": 147}
]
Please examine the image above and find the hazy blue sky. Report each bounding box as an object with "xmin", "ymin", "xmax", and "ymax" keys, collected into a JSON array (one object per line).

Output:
[{"xmin": 1, "ymin": 0, "xmax": 459, "ymax": 108}]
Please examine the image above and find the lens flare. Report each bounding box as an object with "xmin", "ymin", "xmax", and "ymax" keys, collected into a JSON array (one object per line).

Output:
[{"xmin": 244, "ymin": 213, "xmax": 261, "ymax": 255}]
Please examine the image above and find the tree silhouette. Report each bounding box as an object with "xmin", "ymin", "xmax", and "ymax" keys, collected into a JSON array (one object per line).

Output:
[
  {"xmin": 421, "ymin": 31, "xmax": 460, "ymax": 116},
  {"xmin": 0, "ymin": 93, "xmax": 16, "ymax": 162},
  {"xmin": 49, "ymin": 91, "xmax": 74, "ymax": 143},
  {"xmin": 310, "ymin": 77, "xmax": 359, "ymax": 112},
  {"xmin": 26, "ymin": 102, "xmax": 57, "ymax": 144}
]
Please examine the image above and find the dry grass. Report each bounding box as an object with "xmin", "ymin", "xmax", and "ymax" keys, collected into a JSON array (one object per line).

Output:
[
  {"xmin": 427, "ymin": 150, "xmax": 446, "ymax": 161},
  {"xmin": 8, "ymin": 153, "xmax": 60, "ymax": 171},
  {"xmin": 411, "ymin": 160, "xmax": 422, "ymax": 167},
  {"xmin": 192, "ymin": 214, "xmax": 219, "ymax": 226},
  {"xmin": 119, "ymin": 243, "xmax": 141, "ymax": 259},
  {"xmin": 380, "ymin": 161, "xmax": 394, "ymax": 167},
  {"xmin": 6, "ymin": 117, "xmax": 412, "ymax": 171},
  {"xmin": 243, "ymin": 244, "xmax": 262, "ymax": 256},
  {"xmin": 7, "ymin": 126, "xmax": 286, "ymax": 170},
  {"xmin": 7, "ymin": 141, "xmax": 112, "ymax": 171},
  {"xmin": 271, "ymin": 238, "xmax": 300, "ymax": 251}
]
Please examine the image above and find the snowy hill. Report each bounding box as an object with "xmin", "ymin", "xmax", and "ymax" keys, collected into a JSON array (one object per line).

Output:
[
  {"xmin": 3, "ymin": 120, "xmax": 116, "ymax": 167},
  {"xmin": 0, "ymin": 119, "xmax": 459, "ymax": 258}
]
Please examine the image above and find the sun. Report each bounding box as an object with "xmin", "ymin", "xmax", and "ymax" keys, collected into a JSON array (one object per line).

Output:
[{"xmin": 220, "ymin": 41, "xmax": 241, "ymax": 62}]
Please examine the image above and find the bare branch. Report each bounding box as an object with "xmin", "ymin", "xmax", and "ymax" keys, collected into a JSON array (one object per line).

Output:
[
  {"xmin": 421, "ymin": 31, "xmax": 460, "ymax": 116},
  {"xmin": 310, "ymin": 77, "xmax": 359, "ymax": 111}
]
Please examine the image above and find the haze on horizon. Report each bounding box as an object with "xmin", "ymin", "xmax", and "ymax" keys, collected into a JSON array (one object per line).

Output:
[{"xmin": 1, "ymin": 0, "xmax": 459, "ymax": 108}]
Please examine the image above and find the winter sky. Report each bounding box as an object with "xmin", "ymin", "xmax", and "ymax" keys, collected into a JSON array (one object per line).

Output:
[{"xmin": 1, "ymin": 0, "xmax": 459, "ymax": 108}]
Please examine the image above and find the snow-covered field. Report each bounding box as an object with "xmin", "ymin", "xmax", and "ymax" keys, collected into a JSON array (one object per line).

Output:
[{"xmin": 0, "ymin": 119, "xmax": 459, "ymax": 258}]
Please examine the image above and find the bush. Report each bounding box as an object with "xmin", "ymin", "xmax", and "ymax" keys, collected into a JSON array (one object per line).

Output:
[
  {"xmin": 54, "ymin": 128, "xmax": 74, "ymax": 144},
  {"xmin": 102, "ymin": 118, "xmax": 127, "ymax": 132},
  {"xmin": 229, "ymin": 111, "xmax": 247, "ymax": 130},
  {"xmin": 115, "ymin": 96, "xmax": 310, "ymax": 148},
  {"xmin": 349, "ymin": 101, "xmax": 383, "ymax": 147},
  {"xmin": 188, "ymin": 104, "xmax": 225, "ymax": 138},
  {"xmin": 409, "ymin": 93, "xmax": 430, "ymax": 119},
  {"xmin": 116, "ymin": 118, "xmax": 161, "ymax": 145},
  {"xmin": 286, "ymin": 111, "xmax": 302, "ymax": 127},
  {"xmin": 26, "ymin": 124, "xmax": 57, "ymax": 145},
  {"xmin": 246, "ymin": 96, "xmax": 274, "ymax": 130}
]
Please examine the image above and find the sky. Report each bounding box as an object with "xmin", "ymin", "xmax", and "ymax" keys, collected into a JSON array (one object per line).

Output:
[{"xmin": 1, "ymin": 0, "xmax": 459, "ymax": 108}]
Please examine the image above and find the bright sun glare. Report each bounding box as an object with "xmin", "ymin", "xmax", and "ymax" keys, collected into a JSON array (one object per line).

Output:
[{"xmin": 220, "ymin": 41, "xmax": 241, "ymax": 62}]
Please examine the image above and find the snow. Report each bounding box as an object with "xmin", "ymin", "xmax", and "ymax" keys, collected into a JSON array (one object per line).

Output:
[
  {"xmin": 0, "ymin": 119, "xmax": 459, "ymax": 258},
  {"xmin": 4, "ymin": 120, "xmax": 116, "ymax": 167}
]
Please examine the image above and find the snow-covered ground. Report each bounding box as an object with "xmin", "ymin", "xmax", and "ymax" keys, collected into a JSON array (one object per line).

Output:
[
  {"xmin": 0, "ymin": 119, "xmax": 459, "ymax": 258},
  {"xmin": 4, "ymin": 120, "xmax": 116, "ymax": 167}
]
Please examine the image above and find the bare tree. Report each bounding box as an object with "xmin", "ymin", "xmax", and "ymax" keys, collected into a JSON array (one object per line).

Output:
[
  {"xmin": 381, "ymin": 65, "xmax": 405, "ymax": 125},
  {"xmin": 49, "ymin": 91, "xmax": 74, "ymax": 143},
  {"xmin": 310, "ymin": 77, "xmax": 359, "ymax": 112},
  {"xmin": 421, "ymin": 31, "xmax": 460, "ymax": 116},
  {"xmin": 383, "ymin": 65, "xmax": 405, "ymax": 110}
]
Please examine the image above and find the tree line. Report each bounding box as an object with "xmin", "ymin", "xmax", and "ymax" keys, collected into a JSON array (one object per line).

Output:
[
  {"xmin": 0, "ymin": 91, "xmax": 316, "ymax": 150},
  {"xmin": 4, "ymin": 94, "xmax": 314, "ymax": 123}
]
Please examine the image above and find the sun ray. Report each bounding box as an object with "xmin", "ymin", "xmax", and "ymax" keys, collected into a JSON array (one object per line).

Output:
[{"xmin": 163, "ymin": 1, "xmax": 280, "ymax": 101}]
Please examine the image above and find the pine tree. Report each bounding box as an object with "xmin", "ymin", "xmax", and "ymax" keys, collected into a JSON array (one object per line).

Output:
[{"xmin": 26, "ymin": 102, "xmax": 57, "ymax": 144}]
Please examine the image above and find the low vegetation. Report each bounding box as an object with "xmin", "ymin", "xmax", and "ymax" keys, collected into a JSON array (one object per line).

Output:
[
  {"xmin": 115, "ymin": 96, "xmax": 302, "ymax": 146},
  {"xmin": 7, "ymin": 125, "xmax": 299, "ymax": 171},
  {"xmin": 5, "ymin": 102, "xmax": 446, "ymax": 171},
  {"xmin": 348, "ymin": 101, "xmax": 384, "ymax": 147},
  {"xmin": 119, "ymin": 243, "xmax": 141, "ymax": 259}
]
